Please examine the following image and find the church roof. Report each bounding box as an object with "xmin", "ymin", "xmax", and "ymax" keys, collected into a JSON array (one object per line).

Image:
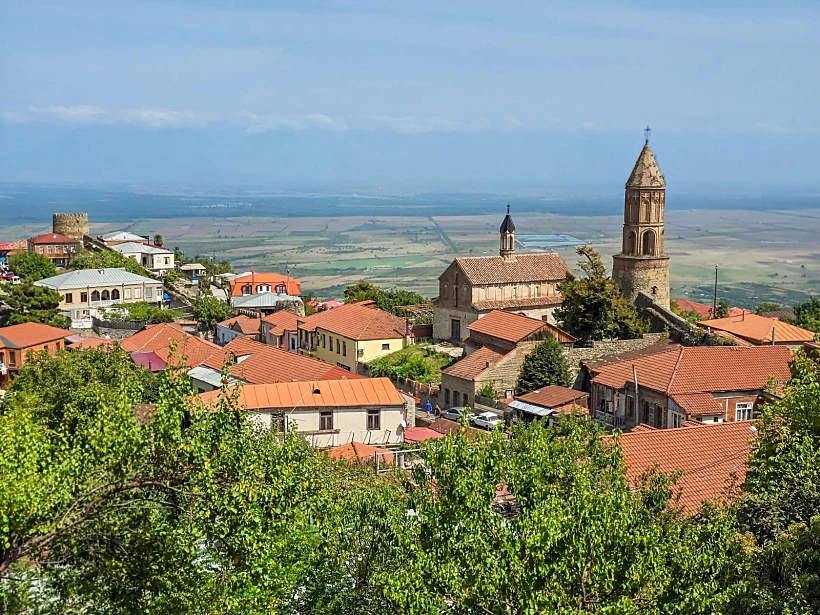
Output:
[
  {"xmin": 499, "ymin": 206, "xmax": 515, "ymax": 233},
  {"xmin": 626, "ymin": 143, "xmax": 665, "ymax": 188},
  {"xmin": 449, "ymin": 253, "xmax": 570, "ymax": 286}
]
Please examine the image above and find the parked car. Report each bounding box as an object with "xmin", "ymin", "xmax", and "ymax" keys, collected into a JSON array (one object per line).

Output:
[
  {"xmin": 471, "ymin": 411, "xmax": 504, "ymax": 431},
  {"xmin": 4, "ymin": 274, "xmax": 20, "ymax": 285},
  {"xmin": 441, "ymin": 407, "xmax": 475, "ymax": 423}
]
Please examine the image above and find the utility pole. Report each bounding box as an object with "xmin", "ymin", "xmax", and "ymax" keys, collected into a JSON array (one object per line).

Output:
[{"xmin": 712, "ymin": 264, "xmax": 719, "ymax": 318}]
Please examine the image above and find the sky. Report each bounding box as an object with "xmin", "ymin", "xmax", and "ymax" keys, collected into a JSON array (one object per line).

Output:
[{"xmin": 1, "ymin": 1, "xmax": 819, "ymax": 191}]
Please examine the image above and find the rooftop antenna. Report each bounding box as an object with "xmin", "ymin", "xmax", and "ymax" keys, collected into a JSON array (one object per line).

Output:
[{"xmin": 644, "ymin": 125, "xmax": 651, "ymax": 144}]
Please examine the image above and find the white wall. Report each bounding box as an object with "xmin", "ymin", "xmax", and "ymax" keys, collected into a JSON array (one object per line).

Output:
[{"xmin": 216, "ymin": 324, "xmax": 244, "ymax": 346}]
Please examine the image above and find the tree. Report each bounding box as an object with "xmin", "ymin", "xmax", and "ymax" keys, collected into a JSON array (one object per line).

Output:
[
  {"xmin": 556, "ymin": 246, "xmax": 649, "ymax": 345},
  {"xmin": 786, "ymin": 297, "xmax": 820, "ymax": 334},
  {"xmin": 516, "ymin": 335, "xmax": 573, "ymax": 392},
  {"xmin": 7, "ymin": 252, "xmax": 57, "ymax": 282},
  {"xmin": 670, "ymin": 300, "xmax": 703, "ymax": 324},
  {"xmin": 72, "ymin": 248, "xmax": 148, "ymax": 276},
  {"xmin": 302, "ymin": 294, "xmax": 318, "ymax": 316},
  {"xmin": 0, "ymin": 281, "xmax": 70, "ymax": 328},
  {"xmin": 153, "ymin": 234, "xmax": 163, "ymax": 247},
  {"xmin": 104, "ymin": 302, "xmax": 180, "ymax": 324},
  {"xmin": 374, "ymin": 288, "xmax": 427, "ymax": 315},
  {"xmin": 715, "ymin": 298, "xmax": 730, "ymax": 318},
  {"xmin": 200, "ymin": 259, "xmax": 233, "ymax": 276},
  {"xmin": 755, "ymin": 302, "xmax": 783, "ymax": 314},
  {"xmin": 163, "ymin": 268, "xmax": 180, "ymax": 290},
  {"xmin": 192, "ymin": 290, "xmax": 232, "ymax": 332},
  {"xmin": 344, "ymin": 279, "xmax": 380, "ymax": 303}
]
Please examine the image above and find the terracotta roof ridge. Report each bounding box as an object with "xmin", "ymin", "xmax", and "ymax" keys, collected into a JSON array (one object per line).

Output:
[{"xmin": 665, "ymin": 347, "xmax": 686, "ymax": 395}]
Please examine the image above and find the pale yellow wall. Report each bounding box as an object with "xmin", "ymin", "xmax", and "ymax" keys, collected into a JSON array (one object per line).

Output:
[
  {"xmin": 58, "ymin": 282, "xmax": 163, "ymax": 310},
  {"xmin": 305, "ymin": 327, "xmax": 405, "ymax": 372},
  {"xmin": 472, "ymin": 282, "xmax": 557, "ymax": 303}
]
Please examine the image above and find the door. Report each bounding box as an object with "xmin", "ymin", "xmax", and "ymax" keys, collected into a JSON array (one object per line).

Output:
[{"xmin": 451, "ymin": 319, "xmax": 461, "ymax": 340}]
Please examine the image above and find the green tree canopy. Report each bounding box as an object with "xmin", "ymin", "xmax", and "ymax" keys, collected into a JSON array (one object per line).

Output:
[
  {"xmin": 516, "ymin": 335, "xmax": 573, "ymax": 392},
  {"xmin": 755, "ymin": 302, "xmax": 783, "ymax": 314},
  {"xmin": 786, "ymin": 296, "xmax": 820, "ymax": 334},
  {"xmin": 344, "ymin": 279, "xmax": 380, "ymax": 303},
  {"xmin": 7, "ymin": 252, "xmax": 57, "ymax": 282},
  {"xmin": 71, "ymin": 249, "xmax": 148, "ymax": 276},
  {"xmin": 103, "ymin": 301, "xmax": 180, "ymax": 324},
  {"xmin": 343, "ymin": 280, "xmax": 427, "ymax": 316},
  {"xmin": 715, "ymin": 298, "xmax": 730, "ymax": 318},
  {"xmin": 192, "ymin": 290, "xmax": 232, "ymax": 332},
  {"xmin": 0, "ymin": 281, "xmax": 69, "ymax": 328},
  {"xmin": 555, "ymin": 246, "xmax": 649, "ymax": 345},
  {"xmin": 153, "ymin": 234, "xmax": 163, "ymax": 247}
]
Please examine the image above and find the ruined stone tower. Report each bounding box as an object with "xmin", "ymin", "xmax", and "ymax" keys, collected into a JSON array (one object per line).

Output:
[
  {"xmin": 499, "ymin": 204, "xmax": 516, "ymax": 261},
  {"xmin": 611, "ymin": 137, "xmax": 670, "ymax": 309},
  {"xmin": 52, "ymin": 213, "xmax": 89, "ymax": 241}
]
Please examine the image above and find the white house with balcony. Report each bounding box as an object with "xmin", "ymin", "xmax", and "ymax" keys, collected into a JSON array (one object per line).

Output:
[
  {"xmin": 35, "ymin": 268, "xmax": 164, "ymax": 326},
  {"xmin": 111, "ymin": 242, "xmax": 175, "ymax": 275}
]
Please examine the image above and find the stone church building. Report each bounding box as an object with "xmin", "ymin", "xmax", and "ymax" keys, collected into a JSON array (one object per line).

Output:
[
  {"xmin": 611, "ymin": 138, "xmax": 671, "ymax": 309},
  {"xmin": 432, "ymin": 206, "xmax": 571, "ymax": 341}
]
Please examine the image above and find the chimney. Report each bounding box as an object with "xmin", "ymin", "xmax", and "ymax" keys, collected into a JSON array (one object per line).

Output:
[
  {"xmin": 742, "ymin": 310, "xmax": 745, "ymax": 321},
  {"xmin": 771, "ymin": 326, "xmax": 776, "ymax": 345}
]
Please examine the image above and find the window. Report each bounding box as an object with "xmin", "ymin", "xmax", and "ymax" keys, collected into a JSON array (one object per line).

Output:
[
  {"xmin": 55, "ymin": 341, "xmax": 61, "ymax": 351},
  {"xmin": 534, "ymin": 285, "xmax": 540, "ymax": 298},
  {"xmin": 336, "ymin": 362, "xmax": 351, "ymax": 372},
  {"xmin": 322, "ymin": 334, "xmax": 326, "ymax": 348},
  {"xmin": 641, "ymin": 401, "xmax": 650, "ymax": 424},
  {"xmin": 146, "ymin": 286, "xmax": 152, "ymax": 298},
  {"xmin": 101, "ymin": 290, "xmax": 110, "ymax": 301},
  {"xmin": 626, "ymin": 396, "xmax": 634, "ymax": 419},
  {"xmin": 8, "ymin": 351, "xmax": 16, "ymax": 366},
  {"xmin": 342, "ymin": 341, "xmax": 346, "ymax": 356},
  {"xmin": 111, "ymin": 289, "xmax": 120, "ymax": 300},
  {"xmin": 367, "ymin": 408, "xmax": 381, "ymax": 430},
  {"xmin": 382, "ymin": 343, "xmax": 390, "ymax": 351},
  {"xmin": 511, "ymin": 285, "xmax": 517, "ymax": 298},
  {"xmin": 713, "ymin": 416, "xmax": 719, "ymax": 423},
  {"xmin": 164, "ymin": 257, "xmax": 170, "ymax": 265},
  {"xmin": 276, "ymin": 284, "xmax": 286, "ymax": 294},
  {"xmin": 135, "ymin": 288, "xmax": 141, "ymax": 299},
  {"xmin": 445, "ymin": 389, "xmax": 450, "ymax": 405},
  {"xmin": 47, "ymin": 245, "xmax": 53, "ymax": 254},
  {"xmin": 735, "ymin": 402, "xmax": 753, "ymax": 421},
  {"xmin": 125, "ymin": 288, "xmax": 131, "ymax": 299},
  {"xmin": 65, "ymin": 293, "xmax": 73, "ymax": 304},
  {"xmin": 336, "ymin": 339, "xmax": 340, "ymax": 354},
  {"xmin": 453, "ymin": 391, "xmax": 460, "ymax": 406},
  {"xmin": 91, "ymin": 290, "xmax": 100, "ymax": 302},
  {"xmin": 320, "ymin": 411, "xmax": 333, "ymax": 431},
  {"xmin": 81, "ymin": 292, "xmax": 88, "ymax": 302},
  {"xmin": 654, "ymin": 404, "xmax": 663, "ymax": 428},
  {"xmin": 241, "ymin": 284, "xmax": 252, "ymax": 295}
]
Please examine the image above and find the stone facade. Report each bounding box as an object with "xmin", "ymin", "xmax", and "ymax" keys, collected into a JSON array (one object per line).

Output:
[
  {"xmin": 441, "ymin": 345, "xmax": 532, "ymax": 408},
  {"xmin": 611, "ymin": 142, "xmax": 670, "ymax": 309},
  {"xmin": 52, "ymin": 213, "xmax": 89, "ymax": 241},
  {"xmin": 567, "ymin": 332, "xmax": 667, "ymax": 374}
]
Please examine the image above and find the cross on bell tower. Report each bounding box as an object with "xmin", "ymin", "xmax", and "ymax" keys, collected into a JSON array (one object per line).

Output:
[{"xmin": 644, "ymin": 125, "xmax": 651, "ymax": 144}]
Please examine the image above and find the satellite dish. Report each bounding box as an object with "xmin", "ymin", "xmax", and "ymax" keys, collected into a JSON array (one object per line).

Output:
[{"xmin": 400, "ymin": 419, "xmax": 407, "ymax": 429}]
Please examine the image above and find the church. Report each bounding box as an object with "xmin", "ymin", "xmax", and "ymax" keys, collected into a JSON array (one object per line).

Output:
[{"xmin": 432, "ymin": 206, "xmax": 571, "ymax": 341}]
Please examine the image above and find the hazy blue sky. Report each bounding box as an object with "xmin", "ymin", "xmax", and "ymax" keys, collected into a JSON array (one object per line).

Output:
[{"xmin": 1, "ymin": 1, "xmax": 818, "ymax": 190}]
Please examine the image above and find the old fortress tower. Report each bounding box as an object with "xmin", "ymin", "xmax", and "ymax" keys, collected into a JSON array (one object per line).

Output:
[
  {"xmin": 52, "ymin": 212, "xmax": 89, "ymax": 241},
  {"xmin": 611, "ymin": 134, "xmax": 671, "ymax": 309}
]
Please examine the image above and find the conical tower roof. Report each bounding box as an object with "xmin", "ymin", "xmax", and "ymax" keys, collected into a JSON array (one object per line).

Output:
[
  {"xmin": 626, "ymin": 143, "xmax": 665, "ymax": 188},
  {"xmin": 499, "ymin": 204, "xmax": 515, "ymax": 232}
]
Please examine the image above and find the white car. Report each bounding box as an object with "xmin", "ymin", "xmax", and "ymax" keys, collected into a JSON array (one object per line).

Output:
[{"xmin": 471, "ymin": 411, "xmax": 504, "ymax": 431}]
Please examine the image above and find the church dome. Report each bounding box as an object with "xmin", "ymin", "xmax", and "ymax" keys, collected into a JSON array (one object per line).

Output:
[
  {"xmin": 499, "ymin": 205, "xmax": 515, "ymax": 233},
  {"xmin": 626, "ymin": 143, "xmax": 666, "ymax": 188}
]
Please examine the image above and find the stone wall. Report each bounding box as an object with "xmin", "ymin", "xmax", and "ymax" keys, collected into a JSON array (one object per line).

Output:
[
  {"xmin": 53, "ymin": 212, "xmax": 89, "ymax": 241},
  {"xmin": 612, "ymin": 255, "xmax": 670, "ymax": 309},
  {"xmin": 568, "ymin": 332, "xmax": 667, "ymax": 371}
]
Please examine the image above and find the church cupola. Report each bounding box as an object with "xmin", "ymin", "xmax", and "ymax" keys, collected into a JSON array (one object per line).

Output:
[{"xmin": 499, "ymin": 204, "xmax": 516, "ymax": 260}]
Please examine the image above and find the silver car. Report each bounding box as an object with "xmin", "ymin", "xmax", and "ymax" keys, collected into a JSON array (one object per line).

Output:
[{"xmin": 441, "ymin": 407, "xmax": 475, "ymax": 423}]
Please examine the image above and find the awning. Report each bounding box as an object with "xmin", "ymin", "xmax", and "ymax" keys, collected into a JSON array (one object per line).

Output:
[{"xmin": 509, "ymin": 399, "xmax": 554, "ymax": 417}]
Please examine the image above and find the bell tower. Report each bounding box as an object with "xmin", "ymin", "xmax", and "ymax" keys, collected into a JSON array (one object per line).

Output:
[
  {"xmin": 611, "ymin": 129, "xmax": 670, "ymax": 308},
  {"xmin": 499, "ymin": 204, "xmax": 516, "ymax": 261}
]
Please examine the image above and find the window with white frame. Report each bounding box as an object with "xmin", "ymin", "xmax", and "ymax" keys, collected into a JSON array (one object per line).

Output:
[
  {"xmin": 319, "ymin": 411, "xmax": 333, "ymax": 431},
  {"xmin": 125, "ymin": 288, "xmax": 131, "ymax": 299},
  {"xmin": 135, "ymin": 288, "xmax": 141, "ymax": 299},
  {"xmin": 367, "ymin": 408, "xmax": 380, "ymax": 430},
  {"xmin": 735, "ymin": 402, "xmax": 753, "ymax": 421}
]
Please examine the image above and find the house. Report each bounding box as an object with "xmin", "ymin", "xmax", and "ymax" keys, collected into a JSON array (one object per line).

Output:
[
  {"xmin": 216, "ymin": 314, "xmax": 261, "ymax": 345},
  {"xmin": 697, "ymin": 312, "xmax": 814, "ymax": 348},
  {"xmin": 0, "ymin": 322, "xmax": 68, "ymax": 385},
  {"xmin": 27, "ymin": 233, "xmax": 80, "ymax": 268},
  {"xmin": 0, "ymin": 241, "xmax": 27, "ymax": 264},
  {"xmin": 120, "ymin": 322, "xmax": 221, "ymax": 371},
  {"xmin": 111, "ymin": 242, "xmax": 175, "ymax": 275},
  {"xmin": 758, "ymin": 308, "xmax": 796, "ymax": 321},
  {"xmin": 260, "ymin": 310, "xmax": 300, "ymax": 351},
  {"xmin": 432, "ymin": 207, "xmax": 570, "ymax": 341},
  {"xmin": 188, "ymin": 336, "xmax": 360, "ymax": 392},
  {"xmin": 198, "ymin": 378, "xmax": 407, "ymax": 447},
  {"xmin": 617, "ymin": 421, "xmax": 755, "ymax": 513},
  {"xmin": 426, "ymin": 417, "xmax": 485, "ymax": 441},
  {"xmin": 98, "ymin": 231, "xmax": 149, "ymax": 246},
  {"xmin": 229, "ymin": 272, "xmax": 301, "ymax": 298},
  {"xmin": 440, "ymin": 311, "xmax": 575, "ymax": 408},
  {"xmin": 671, "ymin": 298, "xmax": 744, "ymax": 320},
  {"xmin": 509, "ymin": 386, "xmax": 589, "ymax": 425},
  {"xmin": 35, "ymin": 268, "xmax": 164, "ymax": 322},
  {"xmin": 297, "ymin": 301, "xmax": 409, "ymax": 373},
  {"xmin": 179, "ymin": 263, "xmax": 207, "ymax": 280},
  {"xmin": 583, "ymin": 344, "xmax": 792, "ymax": 430},
  {"xmin": 231, "ymin": 292, "xmax": 304, "ymax": 317}
]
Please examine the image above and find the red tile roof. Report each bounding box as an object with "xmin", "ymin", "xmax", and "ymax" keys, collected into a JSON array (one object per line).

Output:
[
  {"xmin": 218, "ymin": 314, "xmax": 261, "ymax": 336},
  {"xmin": 671, "ymin": 299, "xmax": 744, "ymax": 319},
  {"xmin": 467, "ymin": 310, "xmax": 575, "ymax": 344},
  {"xmin": 298, "ymin": 302, "xmax": 406, "ymax": 341},
  {"xmin": 229, "ymin": 273, "xmax": 301, "ymax": 297},
  {"xmin": 403, "ymin": 426, "xmax": 446, "ymax": 444},
  {"xmin": 471, "ymin": 296, "xmax": 564, "ymax": 311},
  {"xmin": 589, "ymin": 345, "xmax": 792, "ymax": 399},
  {"xmin": 120, "ymin": 323, "xmax": 221, "ymax": 369},
  {"xmin": 669, "ymin": 392, "xmax": 724, "ymax": 417},
  {"xmin": 698, "ymin": 313, "xmax": 814, "ymax": 345},
  {"xmin": 451, "ymin": 253, "xmax": 570, "ymax": 285},
  {"xmin": 517, "ymin": 385, "xmax": 588, "ymax": 409},
  {"xmin": 327, "ymin": 441, "xmax": 393, "ymax": 465},
  {"xmin": 198, "ymin": 377, "xmax": 405, "ymax": 410},
  {"xmin": 0, "ymin": 322, "xmax": 68, "ymax": 349},
  {"xmin": 618, "ymin": 421, "xmax": 754, "ymax": 512},
  {"xmin": 441, "ymin": 345, "xmax": 509, "ymax": 381},
  {"xmin": 68, "ymin": 337, "xmax": 113, "ymax": 350},
  {"xmin": 202, "ymin": 337, "xmax": 361, "ymax": 384},
  {"xmin": 261, "ymin": 310, "xmax": 300, "ymax": 336},
  {"xmin": 28, "ymin": 232, "xmax": 78, "ymax": 245}
]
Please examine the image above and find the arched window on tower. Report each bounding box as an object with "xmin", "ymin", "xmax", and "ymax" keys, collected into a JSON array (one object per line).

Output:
[{"xmin": 641, "ymin": 230, "xmax": 656, "ymax": 256}]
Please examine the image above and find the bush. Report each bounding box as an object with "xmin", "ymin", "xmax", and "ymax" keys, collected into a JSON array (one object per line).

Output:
[{"xmin": 103, "ymin": 302, "xmax": 179, "ymax": 324}]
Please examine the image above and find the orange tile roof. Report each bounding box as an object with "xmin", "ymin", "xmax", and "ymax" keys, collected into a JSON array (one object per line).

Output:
[
  {"xmin": 428, "ymin": 417, "xmax": 486, "ymax": 441},
  {"xmin": 471, "ymin": 296, "xmax": 564, "ymax": 311},
  {"xmin": 403, "ymin": 426, "xmax": 446, "ymax": 444},
  {"xmin": 0, "ymin": 322, "xmax": 68, "ymax": 349},
  {"xmin": 589, "ymin": 345, "xmax": 792, "ymax": 398},
  {"xmin": 618, "ymin": 421, "xmax": 754, "ymax": 512},
  {"xmin": 450, "ymin": 253, "xmax": 570, "ymax": 285},
  {"xmin": 698, "ymin": 313, "xmax": 814, "ymax": 345},
  {"xmin": 28, "ymin": 232, "xmax": 78, "ymax": 245},
  {"xmin": 468, "ymin": 310, "xmax": 575, "ymax": 344},
  {"xmin": 69, "ymin": 337, "xmax": 113, "ymax": 350},
  {"xmin": 327, "ymin": 441, "xmax": 393, "ymax": 465},
  {"xmin": 517, "ymin": 385, "xmax": 588, "ymax": 409},
  {"xmin": 441, "ymin": 345, "xmax": 509, "ymax": 381},
  {"xmin": 218, "ymin": 314, "xmax": 261, "ymax": 336},
  {"xmin": 298, "ymin": 302, "xmax": 406, "ymax": 341},
  {"xmin": 120, "ymin": 323, "xmax": 221, "ymax": 369},
  {"xmin": 669, "ymin": 392, "xmax": 724, "ymax": 417},
  {"xmin": 202, "ymin": 337, "xmax": 361, "ymax": 383},
  {"xmin": 198, "ymin": 377, "xmax": 405, "ymax": 409},
  {"xmin": 261, "ymin": 310, "xmax": 300, "ymax": 336},
  {"xmin": 229, "ymin": 273, "xmax": 301, "ymax": 297},
  {"xmin": 671, "ymin": 299, "xmax": 744, "ymax": 319}
]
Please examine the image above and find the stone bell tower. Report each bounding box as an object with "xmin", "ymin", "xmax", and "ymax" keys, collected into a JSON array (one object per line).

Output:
[
  {"xmin": 499, "ymin": 204, "xmax": 516, "ymax": 261},
  {"xmin": 611, "ymin": 130, "xmax": 670, "ymax": 309}
]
